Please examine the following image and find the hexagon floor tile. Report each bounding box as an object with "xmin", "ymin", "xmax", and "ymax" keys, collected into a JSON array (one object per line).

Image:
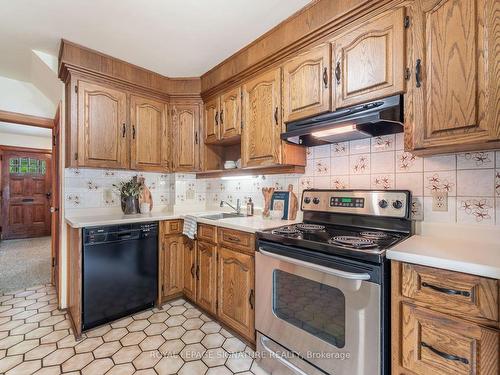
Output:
[{"xmin": 0, "ymin": 284, "xmax": 269, "ymax": 374}]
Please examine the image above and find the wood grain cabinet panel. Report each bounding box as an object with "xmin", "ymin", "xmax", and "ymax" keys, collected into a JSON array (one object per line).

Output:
[
  {"xmin": 401, "ymin": 303, "xmax": 499, "ymax": 375},
  {"xmin": 283, "ymin": 44, "xmax": 331, "ymax": 122},
  {"xmin": 331, "ymin": 8, "xmax": 406, "ymax": 109},
  {"xmin": 161, "ymin": 235, "xmax": 184, "ymax": 300},
  {"xmin": 219, "ymin": 87, "xmax": 242, "ymax": 141},
  {"xmin": 183, "ymin": 237, "xmax": 197, "ymax": 301},
  {"xmin": 241, "ymin": 68, "xmax": 282, "ymax": 167},
  {"xmin": 402, "ymin": 263, "xmax": 498, "ymax": 323},
  {"xmin": 217, "ymin": 246, "xmax": 255, "ymax": 342},
  {"xmin": 198, "ymin": 224, "xmax": 217, "ymax": 244},
  {"xmin": 196, "ymin": 241, "xmax": 217, "ymax": 315},
  {"xmin": 130, "ymin": 95, "xmax": 169, "ymax": 171},
  {"xmin": 77, "ymin": 80, "xmax": 128, "ymax": 169},
  {"xmin": 405, "ymin": 0, "xmax": 500, "ymax": 153},
  {"xmin": 172, "ymin": 104, "xmax": 200, "ymax": 172},
  {"xmin": 203, "ymin": 97, "xmax": 219, "ymax": 144},
  {"xmin": 218, "ymin": 227, "xmax": 254, "ymax": 254}
]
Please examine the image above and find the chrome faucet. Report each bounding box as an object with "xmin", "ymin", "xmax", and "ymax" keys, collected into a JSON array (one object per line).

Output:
[{"xmin": 220, "ymin": 199, "xmax": 241, "ymax": 214}]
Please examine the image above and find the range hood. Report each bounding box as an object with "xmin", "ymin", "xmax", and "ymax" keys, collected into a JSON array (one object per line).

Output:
[{"xmin": 282, "ymin": 95, "xmax": 403, "ymax": 146}]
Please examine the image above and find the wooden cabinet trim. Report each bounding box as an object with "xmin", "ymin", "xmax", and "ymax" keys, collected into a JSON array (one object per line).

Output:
[
  {"xmin": 198, "ymin": 224, "xmax": 217, "ymax": 244},
  {"xmin": 218, "ymin": 227, "xmax": 255, "ymax": 254}
]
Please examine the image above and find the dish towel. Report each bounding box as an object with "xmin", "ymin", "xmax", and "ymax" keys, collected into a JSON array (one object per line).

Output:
[{"xmin": 183, "ymin": 215, "xmax": 197, "ymax": 240}]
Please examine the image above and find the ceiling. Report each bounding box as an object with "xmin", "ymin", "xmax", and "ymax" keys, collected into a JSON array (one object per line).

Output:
[{"xmin": 0, "ymin": 0, "xmax": 311, "ymax": 79}]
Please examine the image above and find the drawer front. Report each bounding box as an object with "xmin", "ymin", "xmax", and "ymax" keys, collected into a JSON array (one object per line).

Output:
[
  {"xmin": 402, "ymin": 263, "xmax": 498, "ymax": 322},
  {"xmin": 218, "ymin": 227, "xmax": 255, "ymax": 253},
  {"xmin": 401, "ymin": 303, "xmax": 499, "ymax": 375},
  {"xmin": 198, "ymin": 224, "xmax": 217, "ymax": 244},
  {"xmin": 161, "ymin": 219, "xmax": 183, "ymax": 235}
]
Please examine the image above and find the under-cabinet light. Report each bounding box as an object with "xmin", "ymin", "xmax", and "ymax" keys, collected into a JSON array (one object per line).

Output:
[{"xmin": 311, "ymin": 124, "xmax": 356, "ymax": 138}]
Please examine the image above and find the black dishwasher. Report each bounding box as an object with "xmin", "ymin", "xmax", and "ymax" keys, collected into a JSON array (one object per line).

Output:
[{"xmin": 82, "ymin": 222, "xmax": 158, "ymax": 330}]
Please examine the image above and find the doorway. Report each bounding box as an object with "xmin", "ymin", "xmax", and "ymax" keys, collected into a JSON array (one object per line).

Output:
[{"xmin": 0, "ymin": 108, "xmax": 60, "ymax": 296}]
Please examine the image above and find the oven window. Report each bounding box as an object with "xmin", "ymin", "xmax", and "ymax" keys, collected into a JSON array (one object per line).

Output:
[{"xmin": 272, "ymin": 270, "xmax": 345, "ymax": 348}]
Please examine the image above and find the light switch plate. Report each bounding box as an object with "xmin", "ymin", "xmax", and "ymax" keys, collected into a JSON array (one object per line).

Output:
[{"xmin": 432, "ymin": 191, "xmax": 448, "ymax": 212}]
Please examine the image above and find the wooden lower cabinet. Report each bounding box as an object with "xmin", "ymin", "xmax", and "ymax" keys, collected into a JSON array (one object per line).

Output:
[
  {"xmin": 196, "ymin": 241, "xmax": 217, "ymax": 315},
  {"xmin": 392, "ymin": 261, "xmax": 499, "ymax": 375},
  {"xmin": 183, "ymin": 237, "xmax": 197, "ymax": 301},
  {"xmin": 160, "ymin": 234, "xmax": 184, "ymax": 301},
  {"xmin": 217, "ymin": 246, "xmax": 255, "ymax": 342}
]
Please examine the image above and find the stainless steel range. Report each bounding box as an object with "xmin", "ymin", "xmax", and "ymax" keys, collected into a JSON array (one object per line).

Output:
[{"xmin": 255, "ymin": 189, "xmax": 412, "ymax": 375}]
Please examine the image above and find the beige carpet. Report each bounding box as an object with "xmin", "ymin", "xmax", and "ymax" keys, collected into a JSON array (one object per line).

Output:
[{"xmin": 0, "ymin": 236, "xmax": 51, "ymax": 294}]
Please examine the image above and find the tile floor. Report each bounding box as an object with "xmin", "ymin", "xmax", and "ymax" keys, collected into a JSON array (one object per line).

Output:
[{"xmin": 0, "ymin": 284, "xmax": 269, "ymax": 375}]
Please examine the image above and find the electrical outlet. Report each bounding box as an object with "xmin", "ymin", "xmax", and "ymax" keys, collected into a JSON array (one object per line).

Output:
[{"xmin": 432, "ymin": 191, "xmax": 448, "ymax": 212}]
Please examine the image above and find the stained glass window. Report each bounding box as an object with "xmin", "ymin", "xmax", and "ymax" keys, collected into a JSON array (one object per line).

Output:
[{"xmin": 9, "ymin": 158, "xmax": 46, "ymax": 175}]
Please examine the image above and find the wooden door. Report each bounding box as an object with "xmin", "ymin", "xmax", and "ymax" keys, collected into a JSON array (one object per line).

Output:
[
  {"xmin": 130, "ymin": 95, "xmax": 169, "ymax": 172},
  {"xmin": 172, "ymin": 104, "xmax": 200, "ymax": 171},
  {"xmin": 406, "ymin": 0, "xmax": 500, "ymax": 152},
  {"xmin": 401, "ymin": 303, "xmax": 498, "ymax": 375},
  {"xmin": 283, "ymin": 44, "xmax": 331, "ymax": 122},
  {"xmin": 241, "ymin": 68, "xmax": 282, "ymax": 167},
  {"xmin": 183, "ymin": 237, "xmax": 197, "ymax": 301},
  {"xmin": 161, "ymin": 235, "xmax": 184, "ymax": 299},
  {"xmin": 219, "ymin": 87, "xmax": 242, "ymax": 140},
  {"xmin": 77, "ymin": 80, "xmax": 128, "ymax": 169},
  {"xmin": 203, "ymin": 98, "xmax": 219, "ymax": 144},
  {"xmin": 196, "ymin": 241, "xmax": 217, "ymax": 315},
  {"xmin": 1, "ymin": 149, "xmax": 52, "ymax": 239},
  {"xmin": 331, "ymin": 8, "xmax": 406, "ymax": 109},
  {"xmin": 51, "ymin": 104, "xmax": 61, "ymax": 290},
  {"xmin": 217, "ymin": 247, "xmax": 255, "ymax": 342}
]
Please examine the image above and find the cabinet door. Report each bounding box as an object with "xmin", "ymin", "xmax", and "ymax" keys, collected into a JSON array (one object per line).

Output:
[
  {"xmin": 406, "ymin": 0, "xmax": 500, "ymax": 152},
  {"xmin": 401, "ymin": 303, "xmax": 498, "ymax": 375},
  {"xmin": 196, "ymin": 241, "xmax": 217, "ymax": 315},
  {"xmin": 241, "ymin": 68, "xmax": 282, "ymax": 167},
  {"xmin": 217, "ymin": 247, "xmax": 255, "ymax": 342},
  {"xmin": 220, "ymin": 87, "xmax": 242, "ymax": 140},
  {"xmin": 183, "ymin": 237, "xmax": 197, "ymax": 301},
  {"xmin": 77, "ymin": 81, "xmax": 128, "ymax": 168},
  {"xmin": 161, "ymin": 235, "xmax": 184, "ymax": 299},
  {"xmin": 130, "ymin": 95, "xmax": 169, "ymax": 172},
  {"xmin": 283, "ymin": 44, "xmax": 331, "ymax": 122},
  {"xmin": 331, "ymin": 8, "xmax": 406, "ymax": 109},
  {"xmin": 203, "ymin": 98, "xmax": 220, "ymax": 144},
  {"xmin": 172, "ymin": 104, "xmax": 200, "ymax": 171}
]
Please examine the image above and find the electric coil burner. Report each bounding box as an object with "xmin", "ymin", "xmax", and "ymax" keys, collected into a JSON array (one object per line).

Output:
[{"xmin": 255, "ymin": 189, "xmax": 412, "ymax": 375}]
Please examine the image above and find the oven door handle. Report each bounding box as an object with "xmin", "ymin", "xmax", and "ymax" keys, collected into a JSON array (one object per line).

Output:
[
  {"xmin": 259, "ymin": 248, "xmax": 371, "ymax": 281},
  {"xmin": 260, "ymin": 335, "xmax": 309, "ymax": 375}
]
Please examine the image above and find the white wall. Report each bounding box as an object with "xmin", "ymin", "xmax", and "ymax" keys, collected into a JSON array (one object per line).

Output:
[
  {"xmin": 0, "ymin": 76, "xmax": 56, "ymax": 117},
  {"xmin": 0, "ymin": 130, "xmax": 52, "ymax": 149}
]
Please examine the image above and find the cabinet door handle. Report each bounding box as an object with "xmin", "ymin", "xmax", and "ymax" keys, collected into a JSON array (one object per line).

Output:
[
  {"xmin": 132, "ymin": 125, "xmax": 136, "ymax": 139},
  {"xmin": 190, "ymin": 264, "xmax": 195, "ymax": 278},
  {"xmin": 122, "ymin": 123, "xmax": 126, "ymax": 138},
  {"xmin": 335, "ymin": 61, "xmax": 341, "ymax": 84},
  {"xmin": 421, "ymin": 282, "xmax": 471, "ymax": 297},
  {"xmin": 274, "ymin": 107, "xmax": 278, "ymax": 125},
  {"xmin": 220, "ymin": 110, "xmax": 224, "ymax": 125},
  {"xmin": 322, "ymin": 67, "xmax": 328, "ymax": 88},
  {"xmin": 215, "ymin": 111, "xmax": 218, "ymax": 126},
  {"xmin": 420, "ymin": 342, "xmax": 469, "ymax": 365},
  {"xmin": 195, "ymin": 265, "xmax": 200, "ymax": 280},
  {"xmin": 195, "ymin": 131, "xmax": 198, "ymax": 144},
  {"xmin": 415, "ymin": 59, "xmax": 422, "ymax": 88},
  {"xmin": 249, "ymin": 289, "xmax": 254, "ymax": 310}
]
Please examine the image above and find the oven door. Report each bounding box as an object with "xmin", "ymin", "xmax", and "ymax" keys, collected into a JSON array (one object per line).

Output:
[{"xmin": 256, "ymin": 243, "xmax": 381, "ymax": 375}]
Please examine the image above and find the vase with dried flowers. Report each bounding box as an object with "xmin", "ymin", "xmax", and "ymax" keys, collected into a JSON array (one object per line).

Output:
[{"xmin": 113, "ymin": 176, "xmax": 142, "ymax": 215}]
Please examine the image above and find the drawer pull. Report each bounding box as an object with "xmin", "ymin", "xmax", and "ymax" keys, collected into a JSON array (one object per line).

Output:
[
  {"xmin": 225, "ymin": 235, "xmax": 241, "ymax": 243},
  {"xmin": 421, "ymin": 342, "xmax": 469, "ymax": 365},
  {"xmin": 421, "ymin": 282, "xmax": 471, "ymax": 297}
]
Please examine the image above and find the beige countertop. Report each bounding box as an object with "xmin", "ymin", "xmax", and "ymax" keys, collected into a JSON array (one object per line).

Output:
[
  {"xmin": 387, "ymin": 223, "xmax": 500, "ymax": 279},
  {"xmin": 65, "ymin": 209, "xmax": 300, "ymax": 233}
]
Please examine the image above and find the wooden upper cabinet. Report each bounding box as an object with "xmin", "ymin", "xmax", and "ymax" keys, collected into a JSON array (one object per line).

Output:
[
  {"xmin": 77, "ymin": 80, "xmax": 128, "ymax": 169},
  {"xmin": 405, "ymin": 0, "xmax": 500, "ymax": 153},
  {"xmin": 331, "ymin": 8, "xmax": 406, "ymax": 109},
  {"xmin": 219, "ymin": 87, "xmax": 242, "ymax": 141},
  {"xmin": 241, "ymin": 68, "xmax": 282, "ymax": 167},
  {"xmin": 203, "ymin": 98, "xmax": 219, "ymax": 144},
  {"xmin": 172, "ymin": 104, "xmax": 200, "ymax": 172},
  {"xmin": 130, "ymin": 95, "xmax": 169, "ymax": 172},
  {"xmin": 283, "ymin": 44, "xmax": 331, "ymax": 122}
]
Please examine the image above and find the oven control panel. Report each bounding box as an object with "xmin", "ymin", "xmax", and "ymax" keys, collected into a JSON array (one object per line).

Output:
[{"xmin": 301, "ymin": 190, "xmax": 410, "ymax": 218}]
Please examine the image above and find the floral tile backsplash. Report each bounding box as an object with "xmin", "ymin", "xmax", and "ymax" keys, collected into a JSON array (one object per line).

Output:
[{"xmin": 65, "ymin": 133, "xmax": 500, "ymax": 226}]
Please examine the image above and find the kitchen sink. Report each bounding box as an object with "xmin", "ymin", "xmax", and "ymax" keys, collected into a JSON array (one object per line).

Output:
[{"xmin": 200, "ymin": 213, "xmax": 246, "ymax": 220}]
